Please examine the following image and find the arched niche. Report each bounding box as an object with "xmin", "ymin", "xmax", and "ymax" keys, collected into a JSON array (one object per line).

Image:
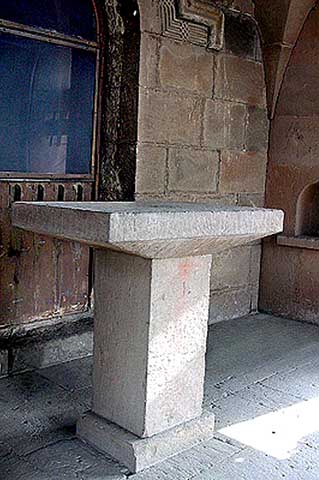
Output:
[{"xmin": 296, "ymin": 181, "xmax": 319, "ymax": 237}]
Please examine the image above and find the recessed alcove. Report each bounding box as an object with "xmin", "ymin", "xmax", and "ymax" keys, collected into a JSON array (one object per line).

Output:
[
  {"xmin": 276, "ymin": 181, "xmax": 319, "ymax": 251},
  {"xmin": 296, "ymin": 181, "xmax": 319, "ymax": 237}
]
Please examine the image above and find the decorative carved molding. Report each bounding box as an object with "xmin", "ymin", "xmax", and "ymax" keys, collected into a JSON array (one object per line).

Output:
[
  {"xmin": 160, "ymin": 0, "xmax": 224, "ymax": 50},
  {"xmin": 179, "ymin": 0, "xmax": 224, "ymax": 49}
]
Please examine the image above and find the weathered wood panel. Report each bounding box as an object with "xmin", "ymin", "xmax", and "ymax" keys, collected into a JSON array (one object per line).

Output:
[{"xmin": 0, "ymin": 180, "xmax": 92, "ymax": 326}]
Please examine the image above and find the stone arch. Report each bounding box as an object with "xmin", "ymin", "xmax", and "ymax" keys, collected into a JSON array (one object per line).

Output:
[
  {"xmin": 254, "ymin": 0, "xmax": 317, "ymax": 118},
  {"xmin": 260, "ymin": 2, "xmax": 319, "ymax": 322},
  {"xmin": 265, "ymin": 2, "xmax": 319, "ymax": 236}
]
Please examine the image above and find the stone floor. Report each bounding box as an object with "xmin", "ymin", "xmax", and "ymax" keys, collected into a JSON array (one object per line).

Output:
[{"xmin": 2, "ymin": 313, "xmax": 319, "ymax": 479}]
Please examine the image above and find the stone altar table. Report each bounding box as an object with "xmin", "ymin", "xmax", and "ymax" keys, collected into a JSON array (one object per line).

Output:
[{"xmin": 12, "ymin": 202, "xmax": 283, "ymax": 472}]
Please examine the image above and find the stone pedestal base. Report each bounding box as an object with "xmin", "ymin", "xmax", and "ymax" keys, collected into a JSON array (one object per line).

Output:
[
  {"xmin": 92, "ymin": 251, "xmax": 212, "ymax": 438},
  {"xmin": 12, "ymin": 201, "xmax": 284, "ymax": 473},
  {"xmin": 77, "ymin": 411, "xmax": 215, "ymax": 473}
]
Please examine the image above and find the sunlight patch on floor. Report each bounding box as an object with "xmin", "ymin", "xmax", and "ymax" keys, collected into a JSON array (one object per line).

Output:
[{"xmin": 218, "ymin": 396, "xmax": 319, "ymax": 459}]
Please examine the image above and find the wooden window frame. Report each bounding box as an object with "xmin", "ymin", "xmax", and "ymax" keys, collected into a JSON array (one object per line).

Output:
[{"xmin": 0, "ymin": 2, "xmax": 101, "ymax": 182}]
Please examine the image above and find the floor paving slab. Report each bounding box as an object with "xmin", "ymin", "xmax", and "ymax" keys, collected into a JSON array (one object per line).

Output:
[
  {"xmin": 204, "ymin": 314, "xmax": 319, "ymax": 401},
  {"xmin": 39, "ymin": 356, "xmax": 93, "ymax": 392},
  {"xmin": 2, "ymin": 314, "xmax": 319, "ymax": 479},
  {"xmin": 261, "ymin": 360, "xmax": 319, "ymax": 401},
  {"xmin": 0, "ymin": 371, "xmax": 88, "ymax": 455},
  {"xmin": 0, "ymin": 452, "xmax": 53, "ymax": 480},
  {"xmin": 73, "ymin": 386, "xmax": 93, "ymax": 409},
  {"xmin": 190, "ymin": 446, "xmax": 303, "ymax": 480},
  {"xmin": 26, "ymin": 439, "xmax": 127, "ymax": 480},
  {"xmin": 207, "ymin": 382, "xmax": 301, "ymax": 430},
  {"xmin": 130, "ymin": 436, "xmax": 242, "ymax": 480},
  {"xmin": 0, "ymin": 440, "xmax": 12, "ymax": 459}
]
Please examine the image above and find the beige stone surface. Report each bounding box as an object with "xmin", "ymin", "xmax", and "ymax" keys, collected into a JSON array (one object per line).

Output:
[
  {"xmin": 261, "ymin": 5, "xmax": 319, "ymax": 322},
  {"xmin": 134, "ymin": 1, "xmax": 269, "ymax": 324},
  {"xmin": 203, "ymin": 100, "xmax": 246, "ymax": 149},
  {"xmin": 210, "ymin": 245, "xmax": 251, "ymax": 292},
  {"xmin": 277, "ymin": 65, "xmax": 319, "ymax": 116},
  {"xmin": 246, "ymin": 106, "xmax": 269, "ymax": 152},
  {"xmin": 209, "ymin": 287, "xmax": 251, "ymax": 324},
  {"xmin": 260, "ymin": 239, "xmax": 319, "ymax": 324},
  {"xmin": 138, "ymin": 0, "xmax": 162, "ymax": 34},
  {"xmin": 136, "ymin": 144, "xmax": 167, "ymax": 194},
  {"xmin": 219, "ymin": 151, "xmax": 267, "ymax": 194},
  {"xmin": 238, "ymin": 193, "xmax": 265, "ymax": 208},
  {"xmin": 139, "ymin": 33, "xmax": 159, "ymax": 89},
  {"xmin": 255, "ymin": 0, "xmax": 315, "ymax": 46},
  {"xmin": 270, "ymin": 116, "xmax": 319, "ymax": 168},
  {"xmin": 168, "ymin": 148, "xmax": 219, "ymax": 193},
  {"xmin": 215, "ymin": 55, "xmax": 266, "ymax": 106},
  {"xmin": 78, "ymin": 410, "xmax": 215, "ymax": 473},
  {"xmin": 136, "ymin": 192, "xmax": 238, "ymax": 205},
  {"xmin": 12, "ymin": 202, "xmax": 284, "ymax": 258},
  {"xmin": 159, "ymin": 39, "xmax": 215, "ymax": 95},
  {"xmin": 92, "ymin": 251, "xmax": 212, "ymax": 437},
  {"xmin": 138, "ymin": 90, "xmax": 202, "ymax": 146}
]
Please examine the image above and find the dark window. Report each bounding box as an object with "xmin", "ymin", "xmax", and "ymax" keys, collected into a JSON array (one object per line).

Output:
[
  {"xmin": 0, "ymin": 1, "xmax": 98, "ymax": 175},
  {"xmin": 0, "ymin": 0, "xmax": 96, "ymax": 40}
]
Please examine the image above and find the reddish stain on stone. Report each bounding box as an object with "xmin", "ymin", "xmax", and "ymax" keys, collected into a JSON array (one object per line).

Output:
[{"xmin": 178, "ymin": 261, "xmax": 193, "ymax": 282}]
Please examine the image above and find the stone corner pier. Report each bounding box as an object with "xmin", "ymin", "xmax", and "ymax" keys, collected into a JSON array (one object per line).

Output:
[{"xmin": 12, "ymin": 201, "xmax": 284, "ymax": 473}]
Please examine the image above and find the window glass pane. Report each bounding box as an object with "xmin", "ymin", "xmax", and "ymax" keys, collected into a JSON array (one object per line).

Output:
[
  {"xmin": 0, "ymin": 0, "xmax": 96, "ymax": 41},
  {"xmin": 0, "ymin": 33, "xmax": 96, "ymax": 175}
]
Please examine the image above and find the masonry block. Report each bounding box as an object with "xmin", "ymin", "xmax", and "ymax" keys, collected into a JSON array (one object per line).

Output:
[
  {"xmin": 215, "ymin": 55, "xmax": 266, "ymax": 106},
  {"xmin": 210, "ymin": 245, "xmax": 251, "ymax": 292},
  {"xmin": 246, "ymin": 106, "xmax": 269, "ymax": 152},
  {"xmin": 78, "ymin": 411, "xmax": 215, "ymax": 473},
  {"xmin": 276, "ymin": 65, "xmax": 319, "ymax": 116},
  {"xmin": 139, "ymin": 0, "xmax": 162, "ymax": 34},
  {"xmin": 238, "ymin": 193, "xmax": 265, "ymax": 208},
  {"xmin": 209, "ymin": 287, "xmax": 251, "ymax": 324},
  {"xmin": 92, "ymin": 250, "xmax": 212, "ymax": 438},
  {"xmin": 260, "ymin": 240, "xmax": 305, "ymax": 321},
  {"xmin": 270, "ymin": 116, "xmax": 319, "ymax": 168},
  {"xmin": 168, "ymin": 148, "xmax": 219, "ymax": 193},
  {"xmin": 139, "ymin": 33, "xmax": 159, "ymax": 88},
  {"xmin": 203, "ymin": 99, "xmax": 246, "ymax": 149},
  {"xmin": 136, "ymin": 144, "xmax": 167, "ymax": 194},
  {"xmin": 159, "ymin": 39, "xmax": 215, "ymax": 96},
  {"xmin": 219, "ymin": 150, "xmax": 267, "ymax": 193},
  {"xmin": 138, "ymin": 90, "xmax": 202, "ymax": 145}
]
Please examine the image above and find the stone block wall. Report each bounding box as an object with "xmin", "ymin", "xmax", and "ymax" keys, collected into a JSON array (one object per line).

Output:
[
  {"xmin": 136, "ymin": 0, "xmax": 269, "ymax": 323},
  {"xmin": 260, "ymin": 4, "xmax": 319, "ymax": 325}
]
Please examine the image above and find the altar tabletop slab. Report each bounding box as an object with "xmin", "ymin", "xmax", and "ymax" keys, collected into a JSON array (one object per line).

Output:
[{"xmin": 12, "ymin": 202, "xmax": 284, "ymax": 258}]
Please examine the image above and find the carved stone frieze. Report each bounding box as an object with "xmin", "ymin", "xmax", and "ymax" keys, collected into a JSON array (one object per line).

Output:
[{"xmin": 160, "ymin": 0, "xmax": 224, "ymax": 50}]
